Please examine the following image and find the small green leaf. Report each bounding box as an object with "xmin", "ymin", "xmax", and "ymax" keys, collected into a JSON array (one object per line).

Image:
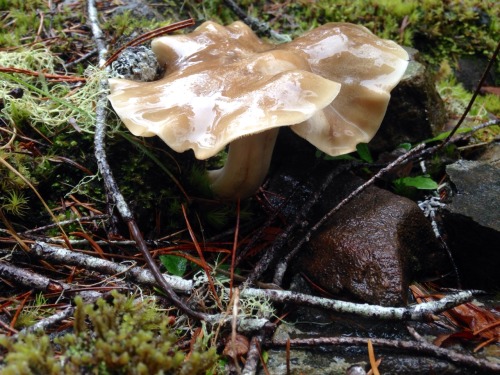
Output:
[
  {"xmin": 393, "ymin": 175, "xmax": 439, "ymax": 190},
  {"xmin": 398, "ymin": 143, "xmax": 412, "ymax": 151},
  {"xmin": 159, "ymin": 255, "xmax": 187, "ymax": 277},
  {"xmin": 423, "ymin": 127, "xmax": 472, "ymax": 143},
  {"xmin": 356, "ymin": 143, "xmax": 373, "ymax": 163}
]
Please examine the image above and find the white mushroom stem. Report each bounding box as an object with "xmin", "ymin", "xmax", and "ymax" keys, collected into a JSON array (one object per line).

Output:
[{"xmin": 207, "ymin": 128, "xmax": 280, "ymax": 199}]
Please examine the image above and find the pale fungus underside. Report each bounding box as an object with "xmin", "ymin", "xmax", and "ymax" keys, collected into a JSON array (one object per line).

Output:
[{"xmin": 108, "ymin": 21, "xmax": 409, "ymax": 199}]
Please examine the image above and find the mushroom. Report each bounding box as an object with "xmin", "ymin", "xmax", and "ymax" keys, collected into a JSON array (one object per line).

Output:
[{"xmin": 108, "ymin": 21, "xmax": 408, "ymax": 199}]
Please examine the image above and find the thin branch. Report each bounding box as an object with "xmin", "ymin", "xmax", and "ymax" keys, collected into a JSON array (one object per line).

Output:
[
  {"xmin": 87, "ymin": 0, "xmax": 207, "ymax": 320},
  {"xmin": 0, "ymin": 261, "xmax": 103, "ymax": 301},
  {"xmin": 18, "ymin": 306, "xmax": 75, "ymax": 336},
  {"xmin": 31, "ymin": 242, "xmax": 192, "ymax": 292},
  {"xmin": 103, "ymin": 19, "xmax": 195, "ymax": 67},
  {"xmin": 242, "ymin": 332, "xmax": 266, "ymax": 375},
  {"xmin": 240, "ymin": 287, "xmax": 480, "ymax": 321},
  {"xmin": 269, "ymin": 335, "xmax": 500, "ymax": 373},
  {"xmin": 0, "ymin": 261, "xmax": 64, "ymax": 293},
  {"xmin": 0, "ymin": 66, "xmax": 86, "ymax": 82},
  {"xmin": 21, "ymin": 214, "xmax": 109, "ymax": 235},
  {"xmin": 223, "ymin": 0, "xmax": 291, "ymax": 43}
]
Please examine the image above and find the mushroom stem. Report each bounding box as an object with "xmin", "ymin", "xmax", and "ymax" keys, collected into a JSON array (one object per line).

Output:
[{"xmin": 207, "ymin": 128, "xmax": 280, "ymax": 199}]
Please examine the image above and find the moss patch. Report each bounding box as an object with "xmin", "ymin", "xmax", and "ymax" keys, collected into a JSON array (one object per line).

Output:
[{"xmin": 0, "ymin": 291, "xmax": 217, "ymax": 374}]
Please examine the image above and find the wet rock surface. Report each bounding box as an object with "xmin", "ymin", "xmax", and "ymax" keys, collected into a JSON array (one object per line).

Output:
[
  {"xmin": 299, "ymin": 177, "xmax": 442, "ymax": 306},
  {"xmin": 442, "ymin": 149, "xmax": 500, "ymax": 289},
  {"xmin": 261, "ymin": 317, "xmax": 479, "ymax": 375},
  {"xmin": 267, "ymin": 158, "xmax": 449, "ymax": 306}
]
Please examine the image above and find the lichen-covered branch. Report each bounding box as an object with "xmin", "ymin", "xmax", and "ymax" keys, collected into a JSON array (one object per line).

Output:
[
  {"xmin": 18, "ymin": 307, "xmax": 75, "ymax": 336},
  {"xmin": 240, "ymin": 287, "xmax": 479, "ymax": 321},
  {"xmin": 31, "ymin": 242, "xmax": 192, "ymax": 292},
  {"xmin": 28, "ymin": 241, "xmax": 481, "ymax": 322}
]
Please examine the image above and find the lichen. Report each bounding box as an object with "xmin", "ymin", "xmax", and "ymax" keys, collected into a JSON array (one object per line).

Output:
[{"xmin": 0, "ymin": 291, "xmax": 217, "ymax": 374}]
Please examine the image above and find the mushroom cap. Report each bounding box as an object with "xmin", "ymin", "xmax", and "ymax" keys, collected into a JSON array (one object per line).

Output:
[
  {"xmin": 284, "ymin": 23, "xmax": 409, "ymax": 155},
  {"xmin": 108, "ymin": 21, "xmax": 408, "ymax": 159},
  {"xmin": 108, "ymin": 49, "xmax": 341, "ymax": 160}
]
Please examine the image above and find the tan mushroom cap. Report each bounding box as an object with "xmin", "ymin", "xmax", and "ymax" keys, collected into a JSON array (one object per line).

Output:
[
  {"xmin": 284, "ymin": 23, "xmax": 409, "ymax": 155},
  {"xmin": 108, "ymin": 21, "xmax": 408, "ymax": 161},
  {"xmin": 108, "ymin": 30, "xmax": 341, "ymax": 160}
]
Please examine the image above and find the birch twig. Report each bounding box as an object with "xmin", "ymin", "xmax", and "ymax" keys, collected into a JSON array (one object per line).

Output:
[{"xmin": 31, "ymin": 242, "xmax": 192, "ymax": 292}]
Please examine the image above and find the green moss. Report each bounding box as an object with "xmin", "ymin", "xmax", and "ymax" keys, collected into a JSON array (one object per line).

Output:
[
  {"xmin": 102, "ymin": 10, "xmax": 164, "ymax": 40},
  {"xmin": 482, "ymin": 93, "xmax": 500, "ymax": 117},
  {"xmin": 0, "ymin": 0, "xmax": 86, "ymax": 48},
  {"xmin": 0, "ymin": 291, "xmax": 217, "ymax": 374},
  {"xmin": 201, "ymin": 0, "xmax": 499, "ymax": 81}
]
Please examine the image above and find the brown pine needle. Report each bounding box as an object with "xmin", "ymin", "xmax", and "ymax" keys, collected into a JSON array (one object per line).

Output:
[
  {"xmin": 368, "ymin": 339, "xmax": 380, "ymax": 375},
  {"xmin": 103, "ymin": 18, "xmax": 195, "ymax": 67},
  {"xmin": 181, "ymin": 204, "xmax": 222, "ymax": 309},
  {"xmin": 230, "ymin": 198, "xmax": 241, "ymax": 299}
]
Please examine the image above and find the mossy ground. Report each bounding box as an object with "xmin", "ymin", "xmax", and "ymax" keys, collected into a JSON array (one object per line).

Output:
[
  {"xmin": 0, "ymin": 291, "xmax": 217, "ymax": 374},
  {"xmin": 0, "ymin": 0, "xmax": 499, "ymax": 373}
]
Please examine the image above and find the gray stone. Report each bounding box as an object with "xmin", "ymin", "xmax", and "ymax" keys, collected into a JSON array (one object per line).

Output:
[
  {"xmin": 445, "ymin": 159, "xmax": 500, "ymax": 231},
  {"xmin": 110, "ymin": 46, "xmax": 160, "ymax": 82},
  {"xmin": 442, "ymin": 156, "xmax": 500, "ymax": 289}
]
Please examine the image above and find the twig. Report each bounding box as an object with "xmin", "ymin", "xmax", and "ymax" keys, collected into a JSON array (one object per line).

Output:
[
  {"xmin": 18, "ymin": 306, "xmax": 75, "ymax": 336},
  {"xmin": 87, "ymin": 0, "xmax": 206, "ymax": 320},
  {"xmin": 31, "ymin": 242, "xmax": 192, "ymax": 292},
  {"xmin": 239, "ymin": 287, "xmax": 479, "ymax": 321},
  {"xmin": 223, "ymin": 0, "xmax": 291, "ymax": 43},
  {"xmin": 103, "ymin": 19, "xmax": 195, "ymax": 67},
  {"xmin": 64, "ymin": 48, "xmax": 98, "ymax": 69},
  {"xmin": 21, "ymin": 214, "xmax": 109, "ymax": 235},
  {"xmin": 0, "ymin": 66, "xmax": 86, "ymax": 82},
  {"xmin": 18, "ymin": 244, "xmax": 484, "ymax": 331},
  {"xmin": 87, "ymin": 0, "xmax": 107, "ymax": 68},
  {"xmin": 242, "ymin": 331, "xmax": 266, "ymax": 375},
  {"xmin": 415, "ymin": 118, "xmax": 500, "ymax": 161},
  {"xmin": 0, "ymin": 261, "xmax": 64, "ymax": 294},
  {"xmin": 0, "ymin": 261, "xmax": 103, "ymax": 307},
  {"xmin": 269, "ymin": 335, "xmax": 500, "ymax": 373}
]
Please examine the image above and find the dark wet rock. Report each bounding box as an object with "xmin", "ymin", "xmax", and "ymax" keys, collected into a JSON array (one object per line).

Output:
[
  {"xmin": 298, "ymin": 174, "xmax": 443, "ymax": 306},
  {"xmin": 267, "ymin": 163, "xmax": 448, "ymax": 306},
  {"xmin": 370, "ymin": 48, "xmax": 447, "ymax": 153},
  {"xmin": 262, "ymin": 320, "xmax": 468, "ymax": 375},
  {"xmin": 445, "ymin": 159, "xmax": 499, "ymax": 231},
  {"xmin": 442, "ymin": 156, "xmax": 500, "ymax": 289}
]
